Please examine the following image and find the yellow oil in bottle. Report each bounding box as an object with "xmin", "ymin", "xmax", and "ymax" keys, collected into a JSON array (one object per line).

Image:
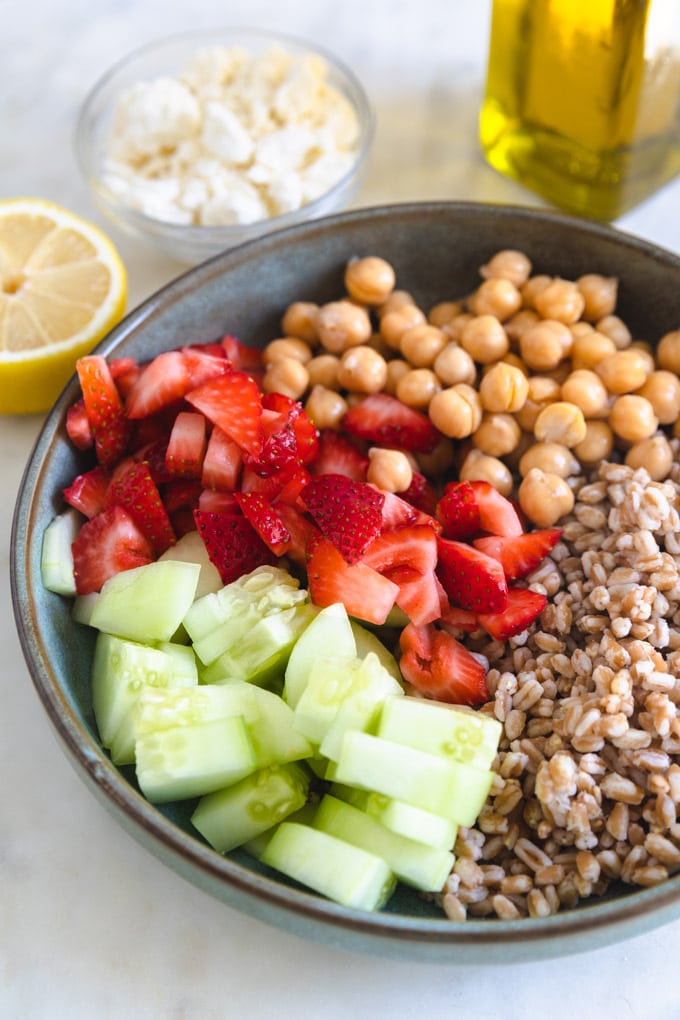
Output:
[{"xmin": 480, "ymin": 0, "xmax": 680, "ymax": 219}]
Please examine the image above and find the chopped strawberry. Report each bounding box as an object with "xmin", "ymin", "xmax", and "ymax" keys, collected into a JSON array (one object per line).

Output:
[
  {"xmin": 393, "ymin": 568, "xmax": 444, "ymax": 626},
  {"xmin": 306, "ymin": 537, "xmax": 399, "ymax": 625},
  {"xmin": 234, "ymin": 491, "xmax": 292, "ymax": 556},
  {"xmin": 437, "ymin": 536, "xmax": 508, "ymax": 614},
  {"xmin": 399, "ymin": 622, "xmax": 488, "ymax": 706},
  {"xmin": 198, "ymin": 489, "xmax": 241, "ymax": 514},
  {"xmin": 474, "ymin": 528, "xmax": 562, "ymax": 581},
  {"xmin": 341, "ymin": 393, "xmax": 441, "ymax": 454},
  {"xmin": 108, "ymin": 461, "xmax": 176, "ymax": 555},
  {"xmin": 220, "ymin": 334, "xmax": 264, "ymax": 374},
  {"xmin": 181, "ymin": 344, "xmax": 229, "ymax": 389},
  {"xmin": 133, "ymin": 437, "xmax": 173, "ymax": 485},
  {"xmin": 109, "ymin": 356, "xmax": 141, "ymax": 398},
  {"xmin": 361, "ymin": 524, "xmax": 438, "ymax": 577},
  {"xmin": 440, "ymin": 605, "xmax": 481, "ymax": 633},
  {"xmin": 62, "ymin": 466, "xmax": 111, "ymax": 519},
  {"xmin": 436, "ymin": 480, "xmax": 481, "ymax": 540},
  {"xmin": 378, "ymin": 490, "xmax": 421, "ymax": 531},
  {"xmin": 125, "ymin": 350, "xmax": 191, "ymax": 419},
  {"xmin": 71, "ymin": 505, "xmax": 155, "ymax": 595},
  {"xmin": 274, "ymin": 502, "xmax": 321, "ymax": 567},
  {"xmin": 477, "ymin": 587, "xmax": 547, "ymax": 641},
  {"xmin": 301, "ymin": 474, "xmax": 384, "ymax": 564},
  {"xmin": 170, "ymin": 507, "xmax": 199, "ymax": 539},
  {"xmin": 261, "ymin": 393, "xmax": 319, "ymax": 467},
  {"xmin": 76, "ymin": 355, "xmax": 130, "ymax": 467},
  {"xmin": 398, "ymin": 470, "xmax": 439, "ymax": 516},
  {"xmin": 186, "ymin": 371, "xmax": 264, "ymax": 459},
  {"xmin": 162, "ymin": 477, "xmax": 202, "ymax": 513},
  {"xmin": 65, "ymin": 399, "xmax": 93, "ymax": 451},
  {"xmin": 469, "ymin": 480, "xmax": 523, "ymax": 537},
  {"xmin": 201, "ymin": 427, "xmax": 243, "ymax": 492},
  {"xmin": 193, "ymin": 508, "xmax": 276, "ymax": 584},
  {"xmin": 165, "ymin": 411, "xmax": 207, "ymax": 479},
  {"xmin": 310, "ymin": 429, "xmax": 368, "ymax": 481}
]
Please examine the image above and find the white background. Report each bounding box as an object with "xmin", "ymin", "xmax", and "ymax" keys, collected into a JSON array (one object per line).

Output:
[{"xmin": 2, "ymin": 1, "xmax": 680, "ymax": 1017}]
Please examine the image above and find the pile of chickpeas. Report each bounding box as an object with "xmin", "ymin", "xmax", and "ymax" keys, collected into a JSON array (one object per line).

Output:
[{"xmin": 260, "ymin": 251, "xmax": 680, "ymax": 528}]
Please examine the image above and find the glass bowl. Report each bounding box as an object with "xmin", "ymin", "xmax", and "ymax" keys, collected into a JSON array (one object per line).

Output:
[
  {"xmin": 74, "ymin": 28, "xmax": 374, "ymax": 264},
  {"xmin": 13, "ymin": 202, "xmax": 680, "ymax": 964}
]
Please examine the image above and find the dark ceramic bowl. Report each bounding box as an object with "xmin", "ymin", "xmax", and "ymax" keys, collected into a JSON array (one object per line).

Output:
[{"xmin": 12, "ymin": 202, "xmax": 680, "ymax": 964}]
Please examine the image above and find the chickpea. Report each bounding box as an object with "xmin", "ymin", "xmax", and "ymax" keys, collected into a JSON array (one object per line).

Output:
[
  {"xmin": 480, "ymin": 249, "xmax": 532, "ymax": 288},
  {"xmin": 400, "ymin": 323, "xmax": 448, "ymax": 367},
  {"xmin": 572, "ymin": 420, "xmax": 614, "ymax": 466},
  {"xmin": 336, "ymin": 345, "xmax": 388, "ymax": 394},
  {"xmin": 380, "ymin": 303, "xmax": 426, "ymax": 350},
  {"xmin": 366, "ymin": 447, "xmax": 413, "ymax": 493},
  {"xmin": 365, "ymin": 331, "xmax": 394, "ymax": 359},
  {"xmin": 263, "ymin": 336, "xmax": 313, "ymax": 365},
  {"xmin": 596, "ymin": 314, "xmax": 631, "ymax": 349},
  {"xmin": 468, "ymin": 278, "xmax": 522, "ymax": 321},
  {"xmin": 262, "ymin": 357, "xmax": 309, "ymax": 400},
  {"xmin": 609, "ymin": 394, "xmax": 659, "ymax": 442},
  {"xmin": 570, "ymin": 330, "xmax": 617, "ymax": 370},
  {"xmin": 459, "ymin": 315, "xmax": 510, "ymax": 364},
  {"xmin": 534, "ymin": 401, "xmax": 587, "ymax": 447},
  {"xmin": 595, "ymin": 349, "xmax": 651, "ymax": 394},
  {"xmin": 433, "ymin": 343, "xmax": 477, "ymax": 386},
  {"xmin": 521, "ymin": 274, "xmax": 552, "ymax": 309},
  {"xmin": 396, "ymin": 368, "xmax": 441, "ymax": 409},
  {"xmin": 560, "ymin": 369, "xmax": 610, "ymax": 418},
  {"xmin": 625, "ymin": 433, "xmax": 673, "ymax": 481},
  {"xmin": 472, "ymin": 412, "xmax": 522, "ymax": 457},
  {"xmin": 428, "ymin": 384, "xmax": 483, "ymax": 438},
  {"xmin": 479, "ymin": 362, "xmax": 529, "ymax": 413},
  {"xmin": 518, "ymin": 468, "xmax": 575, "ymax": 527},
  {"xmin": 316, "ymin": 300, "xmax": 372, "ymax": 353},
  {"xmin": 281, "ymin": 301, "xmax": 319, "ymax": 345},
  {"xmin": 519, "ymin": 321, "xmax": 567, "ymax": 372},
  {"xmin": 417, "ymin": 436, "xmax": 457, "ymax": 476},
  {"xmin": 444, "ymin": 312, "xmax": 475, "ymax": 342},
  {"xmin": 514, "ymin": 375, "xmax": 561, "ymax": 431},
  {"xmin": 533, "ymin": 278, "xmax": 585, "ymax": 324},
  {"xmin": 428, "ymin": 300, "xmax": 464, "ymax": 328},
  {"xmin": 499, "ymin": 351, "xmax": 528, "ymax": 374},
  {"xmin": 384, "ymin": 358, "xmax": 411, "ymax": 395},
  {"xmin": 635, "ymin": 370, "xmax": 680, "ymax": 425},
  {"xmin": 306, "ymin": 353, "xmax": 341, "ymax": 390},
  {"xmin": 629, "ymin": 341, "xmax": 656, "ymax": 373},
  {"xmin": 656, "ymin": 330, "xmax": 680, "ymax": 373},
  {"xmin": 377, "ymin": 288, "xmax": 415, "ymax": 319},
  {"xmin": 344, "ymin": 256, "xmax": 396, "ymax": 305},
  {"xmin": 504, "ymin": 429, "xmax": 535, "ymax": 473},
  {"xmin": 504, "ymin": 308, "xmax": 540, "ymax": 344},
  {"xmin": 519, "ymin": 441, "xmax": 579, "ymax": 479},
  {"xmin": 459, "ymin": 449, "xmax": 513, "ymax": 498},
  {"xmin": 304, "ymin": 385, "xmax": 348, "ymax": 430},
  {"xmin": 576, "ymin": 274, "xmax": 618, "ymax": 322}
]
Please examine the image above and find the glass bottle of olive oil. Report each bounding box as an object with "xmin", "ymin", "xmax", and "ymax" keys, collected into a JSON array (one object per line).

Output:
[{"xmin": 480, "ymin": 0, "xmax": 680, "ymax": 220}]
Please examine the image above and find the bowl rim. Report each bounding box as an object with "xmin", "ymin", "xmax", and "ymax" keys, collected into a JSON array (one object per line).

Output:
[
  {"xmin": 73, "ymin": 25, "xmax": 375, "ymax": 244},
  {"xmin": 12, "ymin": 200, "xmax": 680, "ymax": 962}
]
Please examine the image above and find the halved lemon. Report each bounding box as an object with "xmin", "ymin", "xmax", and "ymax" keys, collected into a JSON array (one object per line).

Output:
[{"xmin": 0, "ymin": 198, "xmax": 127, "ymax": 414}]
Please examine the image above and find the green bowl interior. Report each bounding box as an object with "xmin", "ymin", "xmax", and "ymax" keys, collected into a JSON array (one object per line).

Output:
[{"xmin": 12, "ymin": 202, "xmax": 680, "ymax": 963}]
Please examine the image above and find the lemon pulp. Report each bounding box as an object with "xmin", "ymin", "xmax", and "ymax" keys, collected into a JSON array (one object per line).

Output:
[{"xmin": 0, "ymin": 198, "xmax": 127, "ymax": 414}]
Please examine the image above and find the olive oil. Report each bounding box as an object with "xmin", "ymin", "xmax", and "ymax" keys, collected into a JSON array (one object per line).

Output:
[{"xmin": 480, "ymin": 0, "xmax": 680, "ymax": 219}]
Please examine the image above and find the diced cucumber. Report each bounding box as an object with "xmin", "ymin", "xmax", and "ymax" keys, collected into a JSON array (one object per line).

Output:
[
  {"xmin": 155, "ymin": 641, "xmax": 199, "ymax": 686},
  {"xmin": 72, "ymin": 592, "xmax": 99, "ymax": 626},
  {"xmin": 232, "ymin": 683, "xmax": 314, "ymax": 768},
  {"xmin": 135, "ymin": 714, "xmax": 256, "ymax": 802},
  {"xmin": 283, "ymin": 602, "xmax": 356, "ymax": 708},
  {"xmin": 378, "ymin": 695, "xmax": 502, "ymax": 770},
  {"xmin": 260, "ymin": 821, "xmax": 396, "ymax": 910},
  {"xmin": 330, "ymin": 784, "xmax": 458, "ymax": 851},
  {"xmin": 242, "ymin": 800, "xmax": 318, "ymax": 860},
  {"xmin": 334, "ymin": 730, "xmax": 494, "ymax": 824},
  {"xmin": 294, "ymin": 651, "xmax": 402, "ymax": 747},
  {"xmin": 313, "ymin": 795, "xmax": 454, "ymax": 892},
  {"xmin": 158, "ymin": 530, "xmax": 222, "ymax": 599},
  {"xmin": 317, "ymin": 653, "xmax": 404, "ymax": 761},
  {"xmin": 350, "ymin": 621, "xmax": 401, "ymax": 682},
  {"xmin": 41, "ymin": 509, "xmax": 81, "ymax": 596},
  {"xmin": 191, "ymin": 762, "xmax": 310, "ymax": 854},
  {"xmin": 199, "ymin": 604, "xmax": 316, "ymax": 687},
  {"xmin": 90, "ymin": 560, "xmax": 200, "ymax": 642},
  {"xmin": 92, "ymin": 633, "xmax": 173, "ymax": 748}
]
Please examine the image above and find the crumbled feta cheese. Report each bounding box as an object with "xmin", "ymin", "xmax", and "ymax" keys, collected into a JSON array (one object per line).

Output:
[{"xmin": 102, "ymin": 44, "xmax": 362, "ymax": 227}]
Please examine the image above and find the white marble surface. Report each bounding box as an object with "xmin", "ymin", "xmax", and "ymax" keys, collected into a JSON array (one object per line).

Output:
[{"xmin": 3, "ymin": 2, "xmax": 680, "ymax": 1017}]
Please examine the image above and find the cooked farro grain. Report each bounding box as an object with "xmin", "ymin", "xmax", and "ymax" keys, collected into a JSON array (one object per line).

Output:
[{"xmin": 437, "ymin": 456, "xmax": 680, "ymax": 920}]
